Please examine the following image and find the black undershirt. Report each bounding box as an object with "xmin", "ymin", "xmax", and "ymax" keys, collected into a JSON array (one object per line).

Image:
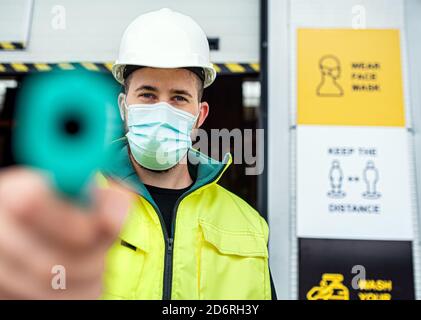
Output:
[
  {"xmin": 144, "ymin": 161, "xmax": 197, "ymax": 236},
  {"xmin": 144, "ymin": 183, "xmax": 192, "ymax": 236}
]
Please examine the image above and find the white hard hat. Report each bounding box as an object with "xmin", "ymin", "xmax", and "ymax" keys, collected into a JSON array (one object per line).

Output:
[{"xmin": 112, "ymin": 8, "xmax": 217, "ymax": 88}]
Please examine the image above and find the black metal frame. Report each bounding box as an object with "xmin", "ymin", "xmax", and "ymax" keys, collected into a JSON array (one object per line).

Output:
[{"xmin": 258, "ymin": 0, "xmax": 269, "ymax": 220}]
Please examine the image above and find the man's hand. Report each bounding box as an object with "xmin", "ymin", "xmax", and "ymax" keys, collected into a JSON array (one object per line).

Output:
[{"xmin": 0, "ymin": 167, "xmax": 131, "ymax": 299}]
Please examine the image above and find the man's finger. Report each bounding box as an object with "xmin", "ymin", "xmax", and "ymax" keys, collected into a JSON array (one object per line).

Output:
[
  {"xmin": 0, "ymin": 167, "xmax": 108, "ymax": 250},
  {"xmin": 0, "ymin": 167, "xmax": 53, "ymax": 221}
]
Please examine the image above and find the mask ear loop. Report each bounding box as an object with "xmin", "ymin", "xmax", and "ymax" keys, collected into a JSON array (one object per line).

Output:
[
  {"xmin": 192, "ymin": 104, "xmax": 202, "ymax": 129},
  {"xmin": 118, "ymin": 93, "xmax": 128, "ymax": 121},
  {"xmin": 191, "ymin": 105, "xmax": 202, "ymax": 146}
]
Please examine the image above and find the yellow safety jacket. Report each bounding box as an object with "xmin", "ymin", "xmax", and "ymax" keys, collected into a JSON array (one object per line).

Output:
[{"xmin": 99, "ymin": 138, "xmax": 272, "ymax": 300}]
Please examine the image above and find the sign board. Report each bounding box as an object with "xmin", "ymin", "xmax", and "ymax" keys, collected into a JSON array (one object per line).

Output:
[
  {"xmin": 297, "ymin": 29, "xmax": 405, "ymax": 127},
  {"xmin": 299, "ymin": 238, "xmax": 415, "ymax": 300},
  {"xmin": 297, "ymin": 126, "xmax": 413, "ymax": 240},
  {"xmin": 296, "ymin": 28, "xmax": 415, "ymax": 300}
]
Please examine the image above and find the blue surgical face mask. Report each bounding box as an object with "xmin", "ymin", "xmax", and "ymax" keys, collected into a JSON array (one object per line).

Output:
[{"xmin": 123, "ymin": 98, "xmax": 199, "ymax": 171}]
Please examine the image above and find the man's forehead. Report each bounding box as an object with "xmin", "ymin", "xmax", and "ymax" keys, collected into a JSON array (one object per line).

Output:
[
  {"xmin": 132, "ymin": 67, "xmax": 195, "ymax": 82},
  {"xmin": 130, "ymin": 67, "xmax": 200, "ymax": 92},
  {"xmin": 132, "ymin": 67, "xmax": 196, "ymax": 80}
]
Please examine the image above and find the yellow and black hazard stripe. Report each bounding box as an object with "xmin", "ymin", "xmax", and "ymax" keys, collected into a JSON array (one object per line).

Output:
[
  {"xmin": 0, "ymin": 62, "xmax": 112, "ymax": 73},
  {"xmin": 213, "ymin": 62, "xmax": 260, "ymax": 73},
  {"xmin": 0, "ymin": 42, "xmax": 26, "ymax": 50},
  {"xmin": 0, "ymin": 62, "xmax": 260, "ymax": 75}
]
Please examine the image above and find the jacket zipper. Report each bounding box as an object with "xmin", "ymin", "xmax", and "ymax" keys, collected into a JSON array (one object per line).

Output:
[
  {"xmin": 149, "ymin": 191, "xmax": 184, "ymax": 300},
  {"xmin": 162, "ymin": 164, "xmax": 227, "ymax": 300},
  {"xmin": 145, "ymin": 163, "xmax": 227, "ymax": 300},
  {"xmin": 141, "ymin": 198, "xmax": 172, "ymax": 300},
  {"xmin": 162, "ymin": 197, "xmax": 184, "ymax": 300},
  {"xmin": 162, "ymin": 237, "xmax": 173, "ymax": 300}
]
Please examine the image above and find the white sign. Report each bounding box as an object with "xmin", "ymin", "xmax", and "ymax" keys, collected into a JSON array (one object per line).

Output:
[{"xmin": 297, "ymin": 125, "xmax": 414, "ymax": 241}]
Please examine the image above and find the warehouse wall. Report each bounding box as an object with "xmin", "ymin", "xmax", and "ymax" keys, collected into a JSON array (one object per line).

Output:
[{"xmin": 0, "ymin": 0, "xmax": 259, "ymax": 63}]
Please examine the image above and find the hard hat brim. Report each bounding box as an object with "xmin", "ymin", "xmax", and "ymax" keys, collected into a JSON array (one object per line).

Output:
[{"xmin": 112, "ymin": 63, "xmax": 216, "ymax": 88}]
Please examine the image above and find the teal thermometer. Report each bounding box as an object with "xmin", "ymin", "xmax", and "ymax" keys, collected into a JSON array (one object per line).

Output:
[{"xmin": 13, "ymin": 70, "xmax": 122, "ymax": 205}]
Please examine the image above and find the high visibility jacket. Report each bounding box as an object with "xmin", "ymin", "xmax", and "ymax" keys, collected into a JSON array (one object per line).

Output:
[{"xmin": 99, "ymin": 138, "xmax": 272, "ymax": 300}]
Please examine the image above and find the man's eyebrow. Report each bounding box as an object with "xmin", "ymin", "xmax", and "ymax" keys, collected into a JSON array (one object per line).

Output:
[
  {"xmin": 170, "ymin": 89, "xmax": 193, "ymax": 98},
  {"xmin": 135, "ymin": 85, "xmax": 158, "ymax": 92}
]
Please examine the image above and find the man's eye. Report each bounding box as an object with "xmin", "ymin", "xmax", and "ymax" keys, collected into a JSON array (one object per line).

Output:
[
  {"xmin": 174, "ymin": 95, "xmax": 188, "ymax": 102},
  {"xmin": 139, "ymin": 93, "xmax": 156, "ymax": 99}
]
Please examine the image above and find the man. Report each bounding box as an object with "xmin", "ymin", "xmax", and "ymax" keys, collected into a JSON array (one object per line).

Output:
[
  {"xmin": 100, "ymin": 8, "xmax": 274, "ymax": 300},
  {"xmin": 0, "ymin": 8, "xmax": 275, "ymax": 300}
]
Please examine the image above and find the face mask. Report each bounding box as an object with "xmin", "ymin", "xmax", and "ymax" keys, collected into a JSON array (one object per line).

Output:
[{"xmin": 123, "ymin": 98, "xmax": 199, "ymax": 171}]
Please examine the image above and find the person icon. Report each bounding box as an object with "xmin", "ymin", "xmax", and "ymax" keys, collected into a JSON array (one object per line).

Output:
[
  {"xmin": 327, "ymin": 160, "xmax": 346, "ymax": 198},
  {"xmin": 316, "ymin": 55, "xmax": 344, "ymax": 97},
  {"xmin": 362, "ymin": 160, "xmax": 381, "ymax": 199}
]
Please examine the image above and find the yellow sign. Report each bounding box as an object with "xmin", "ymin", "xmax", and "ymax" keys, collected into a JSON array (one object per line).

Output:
[
  {"xmin": 307, "ymin": 273, "xmax": 350, "ymax": 300},
  {"xmin": 297, "ymin": 29, "xmax": 405, "ymax": 127}
]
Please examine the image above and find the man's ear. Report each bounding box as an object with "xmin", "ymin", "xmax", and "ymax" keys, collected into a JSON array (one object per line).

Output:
[
  {"xmin": 118, "ymin": 93, "xmax": 126, "ymax": 121},
  {"xmin": 196, "ymin": 101, "xmax": 209, "ymax": 128}
]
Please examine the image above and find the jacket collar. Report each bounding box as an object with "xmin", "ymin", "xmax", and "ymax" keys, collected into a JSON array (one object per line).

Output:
[{"xmin": 102, "ymin": 137, "xmax": 232, "ymax": 206}]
